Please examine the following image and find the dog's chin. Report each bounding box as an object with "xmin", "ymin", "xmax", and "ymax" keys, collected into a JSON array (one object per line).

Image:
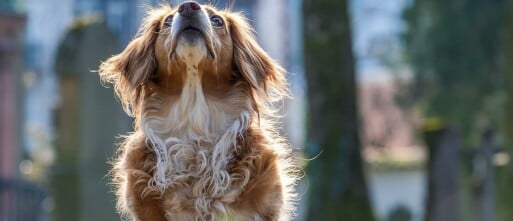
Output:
[
  {"xmin": 179, "ymin": 28, "xmax": 204, "ymax": 44},
  {"xmin": 171, "ymin": 29, "xmax": 216, "ymax": 61}
]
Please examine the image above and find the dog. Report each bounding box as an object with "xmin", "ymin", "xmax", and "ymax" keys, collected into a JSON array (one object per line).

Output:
[{"xmin": 99, "ymin": 2, "xmax": 298, "ymax": 220}]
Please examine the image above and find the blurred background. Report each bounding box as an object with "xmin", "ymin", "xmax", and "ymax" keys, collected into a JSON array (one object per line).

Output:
[{"xmin": 0, "ymin": 0, "xmax": 512, "ymax": 220}]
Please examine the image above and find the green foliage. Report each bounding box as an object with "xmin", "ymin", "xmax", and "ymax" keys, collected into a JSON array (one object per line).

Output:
[
  {"xmin": 0, "ymin": 0, "xmax": 12, "ymax": 6},
  {"xmin": 0, "ymin": 0, "xmax": 19, "ymax": 11},
  {"xmin": 403, "ymin": 0, "xmax": 507, "ymax": 143},
  {"xmin": 496, "ymin": 1, "xmax": 513, "ymax": 220},
  {"xmin": 404, "ymin": 0, "xmax": 513, "ymax": 220}
]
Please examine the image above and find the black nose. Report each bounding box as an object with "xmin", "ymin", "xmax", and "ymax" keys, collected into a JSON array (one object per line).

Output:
[{"xmin": 178, "ymin": 1, "xmax": 201, "ymax": 17}]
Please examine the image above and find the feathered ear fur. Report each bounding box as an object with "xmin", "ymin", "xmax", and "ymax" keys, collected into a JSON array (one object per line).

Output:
[
  {"xmin": 228, "ymin": 14, "xmax": 288, "ymax": 106},
  {"xmin": 99, "ymin": 8, "xmax": 167, "ymax": 116}
]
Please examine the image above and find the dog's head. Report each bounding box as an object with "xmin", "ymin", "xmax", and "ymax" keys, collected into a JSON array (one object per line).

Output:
[{"xmin": 100, "ymin": 1, "xmax": 287, "ymax": 117}]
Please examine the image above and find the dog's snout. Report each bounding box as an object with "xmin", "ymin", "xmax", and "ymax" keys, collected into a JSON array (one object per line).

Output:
[{"xmin": 178, "ymin": 1, "xmax": 201, "ymax": 17}]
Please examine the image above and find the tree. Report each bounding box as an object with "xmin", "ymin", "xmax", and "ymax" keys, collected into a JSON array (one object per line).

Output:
[
  {"xmin": 303, "ymin": 0, "xmax": 375, "ymax": 220},
  {"xmin": 403, "ymin": 0, "xmax": 508, "ymax": 220},
  {"xmin": 496, "ymin": 1, "xmax": 513, "ymax": 220},
  {"xmin": 403, "ymin": 0, "xmax": 505, "ymax": 140}
]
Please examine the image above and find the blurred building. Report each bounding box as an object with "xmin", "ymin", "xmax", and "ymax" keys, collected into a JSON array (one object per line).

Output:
[
  {"xmin": 0, "ymin": 2, "xmax": 26, "ymax": 220},
  {"xmin": 351, "ymin": 0, "xmax": 426, "ymax": 220},
  {"xmin": 0, "ymin": 3, "xmax": 24, "ymax": 183}
]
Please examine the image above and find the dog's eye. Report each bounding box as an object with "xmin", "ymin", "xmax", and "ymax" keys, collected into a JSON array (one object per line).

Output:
[
  {"xmin": 210, "ymin": 15, "xmax": 224, "ymax": 27},
  {"xmin": 164, "ymin": 15, "xmax": 173, "ymax": 27}
]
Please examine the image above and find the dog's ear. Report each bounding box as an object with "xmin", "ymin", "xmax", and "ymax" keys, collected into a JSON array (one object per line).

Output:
[
  {"xmin": 99, "ymin": 10, "xmax": 164, "ymax": 115},
  {"xmin": 228, "ymin": 14, "xmax": 288, "ymax": 102}
]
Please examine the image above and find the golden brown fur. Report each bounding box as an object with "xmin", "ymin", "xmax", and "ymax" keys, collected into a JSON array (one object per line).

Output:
[{"xmin": 99, "ymin": 3, "xmax": 297, "ymax": 221}]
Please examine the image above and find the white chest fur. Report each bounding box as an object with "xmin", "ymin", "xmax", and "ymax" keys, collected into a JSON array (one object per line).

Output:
[{"xmin": 139, "ymin": 41, "xmax": 250, "ymax": 217}]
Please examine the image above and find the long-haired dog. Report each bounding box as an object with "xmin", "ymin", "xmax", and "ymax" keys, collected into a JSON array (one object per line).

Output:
[{"xmin": 99, "ymin": 2, "xmax": 297, "ymax": 220}]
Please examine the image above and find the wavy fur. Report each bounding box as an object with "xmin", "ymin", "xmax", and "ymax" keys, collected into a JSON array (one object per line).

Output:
[{"xmin": 100, "ymin": 4, "xmax": 297, "ymax": 221}]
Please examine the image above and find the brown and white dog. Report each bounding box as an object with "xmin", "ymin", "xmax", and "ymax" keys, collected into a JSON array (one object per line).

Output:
[{"xmin": 99, "ymin": 2, "xmax": 297, "ymax": 220}]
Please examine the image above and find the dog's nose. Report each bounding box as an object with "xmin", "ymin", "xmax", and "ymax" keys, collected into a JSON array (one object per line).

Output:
[{"xmin": 178, "ymin": 1, "xmax": 201, "ymax": 17}]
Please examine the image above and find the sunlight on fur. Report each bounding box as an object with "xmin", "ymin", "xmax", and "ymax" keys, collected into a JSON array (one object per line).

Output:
[{"xmin": 99, "ymin": 2, "xmax": 299, "ymax": 221}]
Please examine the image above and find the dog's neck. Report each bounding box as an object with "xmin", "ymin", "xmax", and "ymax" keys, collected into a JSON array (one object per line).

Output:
[
  {"xmin": 170, "ymin": 41, "xmax": 218, "ymax": 138},
  {"xmin": 143, "ymin": 41, "xmax": 242, "ymax": 139},
  {"xmin": 140, "ymin": 41, "xmax": 251, "ymax": 190}
]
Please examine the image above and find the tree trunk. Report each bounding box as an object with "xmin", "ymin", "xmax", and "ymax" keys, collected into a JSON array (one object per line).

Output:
[
  {"xmin": 423, "ymin": 126, "xmax": 460, "ymax": 221},
  {"xmin": 473, "ymin": 127, "xmax": 495, "ymax": 221},
  {"xmin": 303, "ymin": 0, "xmax": 375, "ymax": 220},
  {"xmin": 497, "ymin": 1, "xmax": 513, "ymax": 220}
]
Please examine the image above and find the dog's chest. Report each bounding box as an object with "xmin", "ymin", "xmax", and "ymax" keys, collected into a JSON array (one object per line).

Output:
[
  {"xmin": 155, "ymin": 137, "xmax": 248, "ymax": 220},
  {"xmin": 143, "ymin": 82, "xmax": 240, "ymax": 187},
  {"xmin": 141, "ymin": 65, "xmax": 250, "ymax": 218}
]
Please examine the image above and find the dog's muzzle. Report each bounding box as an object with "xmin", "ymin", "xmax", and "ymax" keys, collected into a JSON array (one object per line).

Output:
[
  {"xmin": 170, "ymin": 1, "xmax": 216, "ymax": 59},
  {"xmin": 173, "ymin": 1, "xmax": 209, "ymax": 38}
]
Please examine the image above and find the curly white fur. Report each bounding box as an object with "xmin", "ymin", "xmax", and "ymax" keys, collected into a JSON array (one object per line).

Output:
[{"xmin": 139, "ymin": 40, "xmax": 254, "ymax": 219}]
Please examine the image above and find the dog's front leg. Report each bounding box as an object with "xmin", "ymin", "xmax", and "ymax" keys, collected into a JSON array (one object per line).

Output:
[
  {"xmin": 230, "ymin": 147, "xmax": 285, "ymax": 221},
  {"xmin": 125, "ymin": 173, "xmax": 167, "ymax": 221},
  {"xmin": 119, "ymin": 136, "xmax": 168, "ymax": 221}
]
